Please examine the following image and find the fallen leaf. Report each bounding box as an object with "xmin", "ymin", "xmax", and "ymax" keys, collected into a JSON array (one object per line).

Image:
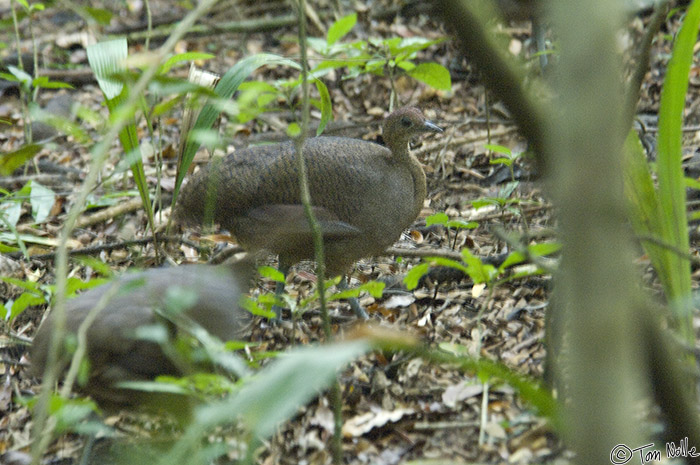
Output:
[{"xmin": 342, "ymin": 407, "xmax": 415, "ymax": 437}]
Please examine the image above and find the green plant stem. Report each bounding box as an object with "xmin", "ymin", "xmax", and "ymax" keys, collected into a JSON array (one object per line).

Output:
[
  {"xmin": 145, "ymin": 0, "xmax": 153, "ymax": 51},
  {"xmin": 10, "ymin": 1, "xmax": 31, "ymax": 146},
  {"xmin": 294, "ymin": 0, "xmax": 329, "ymax": 342},
  {"xmin": 623, "ymin": 0, "xmax": 670, "ymax": 131},
  {"xmin": 29, "ymin": 2, "xmax": 221, "ymax": 463},
  {"xmin": 295, "ymin": 1, "xmax": 342, "ymax": 462}
]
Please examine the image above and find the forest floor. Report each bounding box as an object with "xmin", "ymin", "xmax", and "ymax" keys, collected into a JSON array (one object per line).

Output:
[{"xmin": 0, "ymin": 0, "xmax": 687, "ymax": 464}]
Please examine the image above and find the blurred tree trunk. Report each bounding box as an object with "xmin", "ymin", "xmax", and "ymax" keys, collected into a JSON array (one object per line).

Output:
[{"xmin": 547, "ymin": 0, "xmax": 646, "ymax": 461}]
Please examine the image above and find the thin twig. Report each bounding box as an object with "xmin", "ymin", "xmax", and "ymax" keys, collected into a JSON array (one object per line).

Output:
[{"xmin": 6, "ymin": 236, "xmax": 203, "ymax": 261}]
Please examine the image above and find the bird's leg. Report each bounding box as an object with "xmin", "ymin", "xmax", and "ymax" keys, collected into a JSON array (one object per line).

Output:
[{"xmin": 338, "ymin": 275, "xmax": 368, "ymax": 319}]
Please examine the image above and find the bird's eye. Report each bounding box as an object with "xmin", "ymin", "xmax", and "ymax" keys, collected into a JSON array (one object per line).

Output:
[{"xmin": 400, "ymin": 116, "xmax": 412, "ymax": 128}]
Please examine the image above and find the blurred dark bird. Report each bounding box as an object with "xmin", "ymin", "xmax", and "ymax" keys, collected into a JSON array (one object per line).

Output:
[
  {"xmin": 174, "ymin": 107, "xmax": 442, "ymax": 318},
  {"xmin": 31, "ymin": 261, "xmax": 253, "ymax": 416},
  {"xmin": 30, "ymin": 93, "xmax": 74, "ymax": 142}
]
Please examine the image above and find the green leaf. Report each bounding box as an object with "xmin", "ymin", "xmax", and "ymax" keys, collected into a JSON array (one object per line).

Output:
[
  {"xmin": 499, "ymin": 251, "xmax": 526, "ymax": 271},
  {"xmin": 425, "ymin": 212, "xmax": 449, "ymax": 227},
  {"xmin": 48, "ymin": 395, "xmax": 100, "ymax": 434},
  {"xmin": 161, "ymin": 52, "xmax": 215, "ymax": 74},
  {"xmin": 82, "ymin": 6, "xmax": 113, "ymax": 25},
  {"xmin": 0, "ymin": 143, "xmax": 42, "ymax": 175},
  {"xmin": 446, "ymin": 220, "xmax": 478, "ymax": 230},
  {"xmin": 174, "ymin": 53, "xmax": 300, "ymax": 205},
  {"xmin": 88, "ymin": 38, "xmax": 155, "ymax": 239},
  {"xmin": 528, "ymin": 242, "xmax": 562, "ymax": 257},
  {"xmin": 685, "ymin": 176, "xmax": 700, "ymax": 190},
  {"xmin": 0, "ymin": 232, "xmax": 60, "ymax": 247},
  {"xmin": 313, "ymin": 79, "xmax": 332, "ymax": 135},
  {"xmin": 460, "ymin": 250, "xmax": 497, "ymax": 284},
  {"xmin": 116, "ymin": 380, "xmax": 190, "ymax": 395},
  {"xmin": 490, "ymin": 157, "xmax": 513, "ymax": 167},
  {"xmin": 258, "ymin": 266, "xmax": 285, "ymax": 283},
  {"xmin": 471, "ymin": 198, "xmax": 496, "ymax": 210},
  {"xmin": 87, "ymin": 39, "xmax": 127, "ymax": 100},
  {"xmin": 0, "ymin": 243, "xmax": 20, "ymax": 254},
  {"xmin": 194, "ymin": 341, "xmax": 368, "ymax": 437},
  {"xmin": 327, "ymin": 13, "xmax": 357, "ymax": 45},
  {"xmin": 0, "ymin": 201, "xmax": 21, "ymax": 228},
  {"xmin": 31, "ymin": 76, "xmax": 73, "ymax": 89},
  {"xmin": 643, "ymin": 0, "xmax": 700, "ymax": 340},
  {"xmin": 286, "ymin": 122, "xmax": 301, "ymax": 138},
  {"xmin": 0, "ymin": 276, "xmax": 41, "ymax": 292},
  {"xmin": 404, "ymin": 262, "xmax": 431, "ymax": 290},
  {"xmin": 10, "ymin": 292, "xmax": 46, "ymax": 321},
  {"xmin": 6, "ymin": 65, "xmax": 32, "ymax": 85},
  {"xmin": 29, "ymin": 181, "xmax": 55, "ymax": 223},
  {"xmin": 328, "ymin": 280, "xmax": 385, "ymax": 300},
  {"xmin": 240, "ymin": 296, "xmax": 277, "ymax": 319},
  {"xmin": 484, "ymin": 144, "xmax": 512, "ymax": 156},
  {"xmin": 66, "ymin": 276, "xmax": 109, "ymax": 297},
  {"xmin": 407, "ymin": 62, "xmax": 452, "ymax": 91}
]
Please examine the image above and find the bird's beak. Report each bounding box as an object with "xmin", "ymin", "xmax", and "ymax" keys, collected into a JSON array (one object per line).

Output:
[{"xmin": 423, "ymin": 120, "xmax": 443, "ymax": 133}]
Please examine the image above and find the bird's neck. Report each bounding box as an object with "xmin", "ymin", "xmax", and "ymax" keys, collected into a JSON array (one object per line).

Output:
[
  {"xmin": 386, "ymin": 140, "xmax": 426, "ymax": 219},
  {"xmin": 407, "ymin": 152, "xmax": 427, "ymax": 221},
  {"xmin": 386, "ymin": 140, "xmax": 410, "ymax": 162}
]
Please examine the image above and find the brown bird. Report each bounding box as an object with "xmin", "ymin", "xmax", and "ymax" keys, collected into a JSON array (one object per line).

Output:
[
  {"xmin": 174, "ymin": 107, "xmax": 442, "ymax": 318},
  {"xmin": 31, "ymin": 261, "xmax": 253, "ymax": 416}
]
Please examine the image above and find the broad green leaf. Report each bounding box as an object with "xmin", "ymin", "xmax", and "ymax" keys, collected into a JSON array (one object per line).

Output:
[
  {"xmin": 6, "ymin": 65, "xmax": 31, "ymax": 85},
  {"xmin": 0, "ymin": 276, "xmax": 41, "ymax": 292},
  {"xmin": 484, "ymin": 144, "xmax": 512, "ymax": 155},
  {"xmin": 82, "ymin": 6, "xmax": 113, "ymax": 25},
  {"xmin": 286, "ymin": 122, "xmax": 301, "ymax": 138},
  {"xmin": 407, "ymin": 62, "xmax": 452, "ymax": 91},
  {"xmin": 327, "ymin": 13, "xmax": 357, "ymax": 45},
  {"xmin": 0, "ymin": 143, "xmax": 41, "ymax": 175},
  {"xmin": 460, "ymin": 250, "xmax": 497, "ymax": 284},
  {"xmin": 31, "ymin": 76, "xmax": 73, "ymax": 89},
  {"xmin": 490, "ymin": 157, "xmax": 513, "ymax": 167},
  {"xmin": 87, "ymin": 39, "xmax": 127, "ymax": 100},
  {"xmin": 426, "ymin": 212, "xmax": 449, "ymax": 226},
  {"xmin": 404, "ymin": 262, "xmax": 430, "ymax": 290},
  {"xmin": 528, "ymin": 242, "xmax": 562, "ymax": 257},
  {"xmin": 0, "ymin": 201, "xmax": 21, "ymax": 227},
  {"xmin": 194, "ymin": 341, "xmax": 368, "ymax": 437},
  {"xmin": 10, "ymin": 292, "xmax": 46, "ymax": 321},
  {"xmin": 258, "ymin": 266, "xmax": 285, "ymax": 283},
  {"xmin": 29, "ymin": 181, "xmax": 55, "ymax": 223},
  {"xmin": 241, "ymin": 296, "xmax": 277, "ymax": 319},
  {"xmin": 314, "ymin": 78, "xmax": 332, "ymax": 135},
  {"xmin": 66, "ymin": 276, "xmax": 109, "ymax": 296}
]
